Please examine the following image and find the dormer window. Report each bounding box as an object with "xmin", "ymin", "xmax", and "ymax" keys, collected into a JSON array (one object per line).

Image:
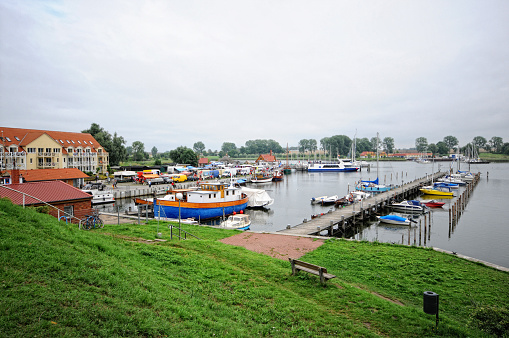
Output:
[
  {"xmin": 77, "ymin": 140, "xmax": 81, "ymax": 144},
  {"xmin": 71, "ymin": 140, "xmax": 75, "ymax": 144},
  {"xmin": 5, "ymin": 137, "xmax": 11, "ymax": 142},
  {"xmin": 84, "ymin": 141, "xmax": 87, "ymax": 144},
  {"xmin": 15, "ymin": 136, "xmax": 20, "ymax": 141}
]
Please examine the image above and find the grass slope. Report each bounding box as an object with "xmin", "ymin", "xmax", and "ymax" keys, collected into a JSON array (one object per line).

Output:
[{"xmin": 1, "ymin": 198, "xmax": 507, "ymax": 337}]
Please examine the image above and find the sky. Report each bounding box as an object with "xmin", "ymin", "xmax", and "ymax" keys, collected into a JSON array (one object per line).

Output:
[{"xmin": 1, "ymin": 0, "xmax": 508, "ymax": 153}]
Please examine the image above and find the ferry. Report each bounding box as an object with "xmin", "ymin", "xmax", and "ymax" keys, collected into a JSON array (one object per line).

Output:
[
  {"xmin": 307, "ymin": 159, "xmax": 359, "ymax": 172},
  {"xmin": 135, "ymin": 182, "xmax": 248, "ymax": 220}
]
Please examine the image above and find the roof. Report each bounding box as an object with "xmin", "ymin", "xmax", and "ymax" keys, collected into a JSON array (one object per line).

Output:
[
  {"xmin": 6, "ymin": 168, "xmax": 89, "ymax": 182},
  {"xmin": 198, "ymin": 158, "xmax": 209, "ymax": 164},
  {"xmin": 0, "ymin": 127, "xmax": 107, "ymax": 154},
  {"xmin": 0, "ymin": 180, "xmax": 93, "ymax": 205},
  {"xmin": 256, "ymin": 154, "xmax": 277, "ymax": 162}
]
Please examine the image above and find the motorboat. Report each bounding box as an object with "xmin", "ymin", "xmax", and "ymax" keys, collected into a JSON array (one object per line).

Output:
[
  {"xmin": 389, "ymin": 200, "xmax": 428, "ymax": 213},
  {"xmin": 320, "ymin": 195, "xmax": 339, "ymax": 205},
  {"xmin": 82, "ymin": 183, "xmax": 115, "ymax": 205},
  {"xmin": 356, "ymin": 178, "xmax": 392, "ymax": 193},
  {"xmin": 311, "ymin": 195, "xmax": 328, "ymax": 204},
  {"xmin": 307, "ymin": 158, "xmax": 359, "ymax": 172},
  {"xmin": 421, "ymin": 200, "xmax": 445, "ymax": 208},
  {"xmin": 419, "ymin": 185, "xmax": 454, "ymax": 197},
  {"xmin": 377, "ymin": 215, "xmax": 412, "ymax": 226},
  {"xmin": 219, "ymin": 213, "xmax": 251, "ymax": 230},
  {"xmin": 241, "ymin": 187, "xmax": 274, "ymax": 208},
  {"xmin": 272, "ymin": 170, "xmax": 283, "ymax": 181}
]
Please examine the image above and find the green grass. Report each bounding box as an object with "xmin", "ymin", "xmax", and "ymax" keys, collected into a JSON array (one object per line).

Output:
[{"xmin": 1, "ymin": 198, "xmax": 507, "ymax": 337}]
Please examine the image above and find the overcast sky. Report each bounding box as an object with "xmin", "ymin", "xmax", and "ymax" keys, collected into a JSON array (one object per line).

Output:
[{"xmin": 1, "ymin": 0, "xmax": 508, "ymax": 153}]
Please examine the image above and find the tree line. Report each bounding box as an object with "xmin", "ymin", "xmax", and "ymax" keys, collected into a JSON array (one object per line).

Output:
[{"xmin": 82, "ymin": 124, "xmax": 508, "ymax": 170}]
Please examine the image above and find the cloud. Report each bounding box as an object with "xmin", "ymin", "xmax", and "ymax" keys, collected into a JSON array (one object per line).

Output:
[{"xmin": 1, "ymin": 0, "xmax": 508, "ymax": 151}]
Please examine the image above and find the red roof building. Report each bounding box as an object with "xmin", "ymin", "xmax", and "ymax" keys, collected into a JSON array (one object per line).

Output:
[
  {"xmin": 0, "ymin": 126, "xmax": 108, "ymax": 173},
  {"xmin": 198, "ymin": 158, "xmax": 209, "ymax": 167},
  {"xmin": 2, "ymin": 168, "xmax": 89, "ymax": 187},
  {"xmin": 0, "ymin": 180, "xmax": 93, "ymax": 223},
  {"xmin": 255, "ymin": 150, "xmax": 277, "ymax": 164}
]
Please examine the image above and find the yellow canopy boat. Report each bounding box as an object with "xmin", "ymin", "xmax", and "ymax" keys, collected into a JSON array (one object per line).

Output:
[{"xmin": 419, "ymin": 186, "xmax": 454, "ymax": 197}]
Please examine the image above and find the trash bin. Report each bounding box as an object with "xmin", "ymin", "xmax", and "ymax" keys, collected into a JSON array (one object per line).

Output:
[{"xmin": 423, "ymin": 291, "xmax": 439, "ymax": 315}]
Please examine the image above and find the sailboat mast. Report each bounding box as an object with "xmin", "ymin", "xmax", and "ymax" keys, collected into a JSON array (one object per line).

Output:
[{"xmin": 376, "ymin": 132, "xmax": 379, "ymax": 179}]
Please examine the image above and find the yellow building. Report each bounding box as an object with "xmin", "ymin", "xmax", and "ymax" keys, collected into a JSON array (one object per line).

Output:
[{"xmin": 0, "ymin": 127, "xmax": 108, "ymax": 173}]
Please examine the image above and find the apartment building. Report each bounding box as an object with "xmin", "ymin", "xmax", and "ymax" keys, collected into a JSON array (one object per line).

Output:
[{"xmin": 0, "ymin": 127, "xmax": 108, "ymax": 173}]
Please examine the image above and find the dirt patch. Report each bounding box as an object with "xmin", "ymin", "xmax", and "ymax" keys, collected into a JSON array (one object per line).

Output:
[{"xmin": 219, "ymin": 233, "xmax": 325, "ymax": 260}]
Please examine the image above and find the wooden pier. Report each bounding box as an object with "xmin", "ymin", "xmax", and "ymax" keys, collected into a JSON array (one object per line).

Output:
[{"xmin": 279, "ymin": 172, "xmax": 447, "ymax": 237}]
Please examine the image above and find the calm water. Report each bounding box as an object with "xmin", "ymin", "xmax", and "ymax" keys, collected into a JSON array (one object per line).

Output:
[{"xmin": 101, "ymin": 161, "xmax": 509, "ymax": 269}]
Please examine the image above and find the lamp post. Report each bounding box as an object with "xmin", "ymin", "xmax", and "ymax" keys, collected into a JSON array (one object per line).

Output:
[{"xmin": 176, "ymin": 192, "xmax": 183, "ymax": 240}]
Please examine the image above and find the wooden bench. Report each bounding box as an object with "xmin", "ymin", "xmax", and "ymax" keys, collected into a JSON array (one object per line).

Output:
[{"xmin": 288, "ymin": 258, "xmax": 336, "ymax": 285}]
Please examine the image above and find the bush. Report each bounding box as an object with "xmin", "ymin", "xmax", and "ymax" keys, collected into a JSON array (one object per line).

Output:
[{"xmin": 470, "ymin": 305, "xmax": 509, "ymax": 337}]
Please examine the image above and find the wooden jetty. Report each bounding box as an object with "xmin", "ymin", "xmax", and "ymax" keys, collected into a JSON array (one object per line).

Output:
[{"xmin": 279, "ymin": 172, "xmax": 447, "ymax": 237}]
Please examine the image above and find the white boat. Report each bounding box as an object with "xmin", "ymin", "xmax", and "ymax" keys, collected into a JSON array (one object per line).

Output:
[
  {"xmin": 377, "ymin": 215, "xmax": 412, "ymax": 226},
  {"xmin": 349, "ymin": 191, "xmax": 371, "ymax": 201},
  {"xmin": 310, "ymin": 195, "xmax": 328, "ymax": 204},
  {"xmin": 356, "ymin": 133, "xmax": 392, "ymax": 193},
  {"xmin": 251, "ymin": 172, "xmax": 274, "ymax": 183},
  {"xmin": 82, "ymin": 187, "xmax": 115, "ymax": 205},
  {"xmin": 321, "ymin": 195, "xmax": 339, "ymax": 205},
  {"xmin": 241, "ymin": 187, "xmax": 274, "ymax": 208},
  {"xmin": 307, "ymin": 159, "xmax": 359, "ymax": 172},
  {"xmin": 389, "ymin": 200, "xmax": 428, "ymax": 213},
  {"xmin": 219, "ymin": 213, "xmax": 251, "ymax": 230}
]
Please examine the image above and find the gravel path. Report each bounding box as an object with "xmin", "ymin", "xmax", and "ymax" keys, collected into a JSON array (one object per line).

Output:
[{"xmin": 219, "ymin": 232, "xmax": 325, "ymax": 260}]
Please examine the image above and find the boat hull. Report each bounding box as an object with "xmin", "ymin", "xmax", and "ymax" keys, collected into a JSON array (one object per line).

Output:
[
  {"xmin": 419, "ymin": 188, "xmax": 454, "ymax": 196},
  {"xmin": 377, "ymin": 215, "xmax": 411, "ymax": 226},
  {"xmin": 146, "ymin": 197, "xmax": 249, "ymax": 220},
  {"xmin": 308, "ymin": 167, "xmax": 359, "ymax": 172}
]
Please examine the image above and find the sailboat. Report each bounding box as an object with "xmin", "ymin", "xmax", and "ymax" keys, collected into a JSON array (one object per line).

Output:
[
  {"xmin": 283, "ymin": 143, "xmax": 292, "ymax": 174},
  {"xmin": 356, "ymin": 133, "xmax": 392, "ymax": 193}
]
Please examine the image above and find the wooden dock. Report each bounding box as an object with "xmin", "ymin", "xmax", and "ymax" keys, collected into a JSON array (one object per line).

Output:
[{"xmin": 278, "ymin": 172, "xmax": 447, "ymax": 237}]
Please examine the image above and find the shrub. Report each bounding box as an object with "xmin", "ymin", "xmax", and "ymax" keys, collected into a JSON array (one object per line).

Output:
[{"xmin": 469, "ymin": 305, "xmax": 509, "ymax": 337}]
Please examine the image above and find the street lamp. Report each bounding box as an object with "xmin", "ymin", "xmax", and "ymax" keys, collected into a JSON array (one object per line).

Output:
[{"xmin": 176, "ymin": 192, "xmax": 183, "ymax": 240}]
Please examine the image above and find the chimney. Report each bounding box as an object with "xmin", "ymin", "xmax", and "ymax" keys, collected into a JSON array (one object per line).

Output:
[{"xmin": 11, "ymin": 169, "xmax": 20, "ymax": 184}]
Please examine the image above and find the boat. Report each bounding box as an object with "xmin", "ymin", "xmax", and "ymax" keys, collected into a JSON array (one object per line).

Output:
[
  {"xmin": 355, "ymin": 133, "xmax": 392, "ymax": 193},
  {"xmin": 377, "ymin": 215, "xmax": 412, "ymax": 226},
  {"xmin": 421, "ymin": 200, "xmax": 445, "ymax": 208},
  {"xmin": 135, "ymin": 182, "xmax": 248, "ymax": 220},
  {"xmin": 320, "ymin": 195, "xmax": 339, "ymax": 205},
  {"xmin": 272, "ymin": 170, "xmax": 283, "ymax": 181},
  {"xmin": 419, "ymin": 185, "xmax": 454, "ymax": 197},
  {"xmin": 219, "ymin": 213, "xmax": 251, "ymax": 230},
  {"xmin": 241, "ymin": 187, "xmax": 274, "ymax": 208},
  {"xmin": 310, "ymin": 195, "xmax": 328, "ymax": 204},
  {"xmin": 82, "ymin": 183, "xmax": 115, "ymax": 205},
  {"xmin": 389, "ymin": 200, "xmax": 428, "ymax": 213},
  {"xmin": 251, "ymin": 172, "xmax": 274, "ymax": 183},
  {"xmin": 307, "ymin": 158, "xmax": 359, "ymax": 172}
]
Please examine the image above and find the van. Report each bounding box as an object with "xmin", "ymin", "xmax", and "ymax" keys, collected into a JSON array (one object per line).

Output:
[{"xmin": 169, "ymin": 174, "xmax": 187, "ymax": 182}]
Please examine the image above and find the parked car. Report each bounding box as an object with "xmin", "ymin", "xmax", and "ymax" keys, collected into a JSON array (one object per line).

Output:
[{"xmin": 146, "ymin": 177, "xmax": 165, "ymax": 185}]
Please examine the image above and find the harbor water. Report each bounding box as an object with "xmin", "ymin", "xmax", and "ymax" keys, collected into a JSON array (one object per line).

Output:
[{"xmin": 100, "ymin": 161, "xmax": 509, "ymax": 269}]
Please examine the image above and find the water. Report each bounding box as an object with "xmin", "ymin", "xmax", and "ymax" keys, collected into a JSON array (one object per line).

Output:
[{"xmin": 100, "ymin": 161, "xmax": 509, "ymax": 269}]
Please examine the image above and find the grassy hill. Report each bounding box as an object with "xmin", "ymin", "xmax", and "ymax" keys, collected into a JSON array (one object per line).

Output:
[{"xmin": 1, "ymin": 198, "xmax": 507, "ymax": 337}]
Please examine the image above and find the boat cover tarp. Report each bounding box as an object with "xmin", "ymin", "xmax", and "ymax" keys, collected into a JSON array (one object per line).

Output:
[
  {"xmin": 361, "ymin": 178, "xmax": 379, "ymax": 184},
  {"xmin": 380, "ymin": 215, "xmax": 407, "ymax": 222},
  {"xmin": 241, "ymin": 187, "xmax": 274, "ymax": 208}
]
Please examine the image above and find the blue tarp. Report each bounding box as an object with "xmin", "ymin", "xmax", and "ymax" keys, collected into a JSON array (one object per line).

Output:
[{"xmin": 380, "ymin": 215, "xmax": 407, "ymax": 222}]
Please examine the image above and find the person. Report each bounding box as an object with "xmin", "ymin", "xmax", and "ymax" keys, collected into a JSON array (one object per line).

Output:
[{"xmin": 149, "ymin": 181, "xmax": 152, "ymax": 188}]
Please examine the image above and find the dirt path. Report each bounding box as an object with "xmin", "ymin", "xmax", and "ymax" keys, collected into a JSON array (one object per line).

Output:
[{"xmin": 219, "ymin": 232, "xmax": 325, "ymax": 260}]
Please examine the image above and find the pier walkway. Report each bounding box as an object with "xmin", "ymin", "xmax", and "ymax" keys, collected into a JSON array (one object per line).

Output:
[{"xmin": 278, "ymin": 172, "xmax": 446, "ymax": 237}]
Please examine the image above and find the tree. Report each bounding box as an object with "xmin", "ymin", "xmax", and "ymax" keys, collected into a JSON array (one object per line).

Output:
[
  {"xmin": 151, "ymin": 146, "xmax": 158, "ymax": 159},
  {"xmin": 415, "ymin": 137, "xmax": 428, "ymax": 153},
  {"xmin": 472, "ymin": 136, "xmax": 487, "ymax": 151},
  {"xmin": 169, "ymin": 146, "xmax": 198, "ymax": 166},
  {"xmin": 370, "ymin": 137, "xmax": 379, "ymax": 152},
  {"xmin": 489, "ymin": 137, "xmax": 503, "ymax": 153},
  {"xmin": 298, "ymin": 139, "xmax": 310, "ymax": 153},
  {"xmin": 244, "ymin": 139, "xmax": 283, "ymax": 155},
  {"xmin": 131, "ymin": 141, "xmax": 145, "ymax": 161},
  {"xmin": 355, "ymin": 138, "xmax": 371, "ymax": 154},
  {"xmin": 443, "ymin": 135, "xmax": 459, "ymax": 151},
  {"xmin": 502, "ymin": 142, "xmax": 509, "ymax": 155},
  {"xmin": 193, "ymin": 141, "xmax": 205, "ymax": 155},
  {"xmin": 382, "ymin": 137, "xmax": 395, "ymax": 154},
  {"xmin": 427, "ymin": 143, "xmax": 438, "ymax": 156},
  {"xmin": 436, "ymin": 141, "xmax": 449, "ymax": 156},
  {"xmin": 221, "ymin": 142, "xmax": 238, "ymax": 157},
  {"xmin": 110, "ymin": 132, "xmax": 127, "ymax": 165}
]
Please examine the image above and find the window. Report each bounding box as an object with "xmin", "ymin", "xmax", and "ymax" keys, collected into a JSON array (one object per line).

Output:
[
  {"xmin": 53, "ymin": 148, "xmax": 60, "ymax": 153},
  {"xmin": 30, "ymin": 158, "xmax": 33, "ymax": 164},
  {"xmin": 90, "ymin": 141, "xmax": 93, "ymax": 144},
  {"xmin": 38, "ymin": 148, "xmax": 44, "ymax": 153},
  {"xmin": 71, "ymin": 140, "xmax": 75, "ymax": 144},
  {"xmin": 45, "ymin": 148, "xmax": 51, "ymax": 153},
  {"xmin": 5, "ymin": 137, "xmax": 11, "ymax": 142},
  {"xmin": 15, "ymin": 136, "xmax": 20, "ymax": 141},
  {"xmin": 28, "ymin": 148, "xmax": 36, "ymax": 153},
  {"xmin": 64, "ymin": 205, "xmax": 74, "ymax": 217},
  {"xmin": 84, "ymin": 141, "xmax": 87, "ymax": 144},
  {"xmin": 67, "ymin": 140, "xmax": 70, "ymax": 144},
  {"xmin": 77, "ymin": 140, "xmax": 81, "ymax": 144},
  {"xmin": 60, "ymin": 140, "xmax": 64, "ymax": 143}
]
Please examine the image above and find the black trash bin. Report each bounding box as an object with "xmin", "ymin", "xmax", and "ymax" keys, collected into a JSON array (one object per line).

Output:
[{"xmin": 423, "ymin": 291, "xmax": 439, "ymax": 315}]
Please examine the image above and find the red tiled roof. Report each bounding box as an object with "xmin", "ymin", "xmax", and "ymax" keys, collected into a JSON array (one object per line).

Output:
[
  {"xmin": 0, "ymin": 127, "xmax": 107, "ymax": 154},
  {"xmin": 7, "ymin": 168, "xmax": 89, "ymax": 182},
  {"xmin": 0, "ymin": 180, "xmax": 92, "ymax": 205},
  {"xmin": 198, "ymin": 158, "xmax": 209, "ymax": 164},
  {"xmin": 256, "ymin": 154, "xmax": 276, "ymax": 162}
]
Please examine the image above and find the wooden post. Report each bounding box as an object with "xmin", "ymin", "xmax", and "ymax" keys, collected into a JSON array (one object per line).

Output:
[{"xmin": 419, "ymin": 220, "xmax": 422, "ymax": 246}]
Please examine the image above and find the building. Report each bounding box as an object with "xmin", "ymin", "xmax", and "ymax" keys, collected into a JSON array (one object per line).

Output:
[
  {"xmin": 0, "ymin": 127, "xmax": 108, "ymax": 173},
  {"xmin": 255, "ymin": 150, "xmax": 278, "ymax": 166},
  {"xmin": 0, "ymin": 170, "xmax": 93, "ymax": 223},
  {"xmin": 1, "ymin": 168, "xmax": 90, "ymax": 188}
]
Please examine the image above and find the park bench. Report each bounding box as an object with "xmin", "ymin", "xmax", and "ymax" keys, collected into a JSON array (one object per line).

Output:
[{"xmin": 288, "ymin": 258, "xmax": 336, "ymax": 285}]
